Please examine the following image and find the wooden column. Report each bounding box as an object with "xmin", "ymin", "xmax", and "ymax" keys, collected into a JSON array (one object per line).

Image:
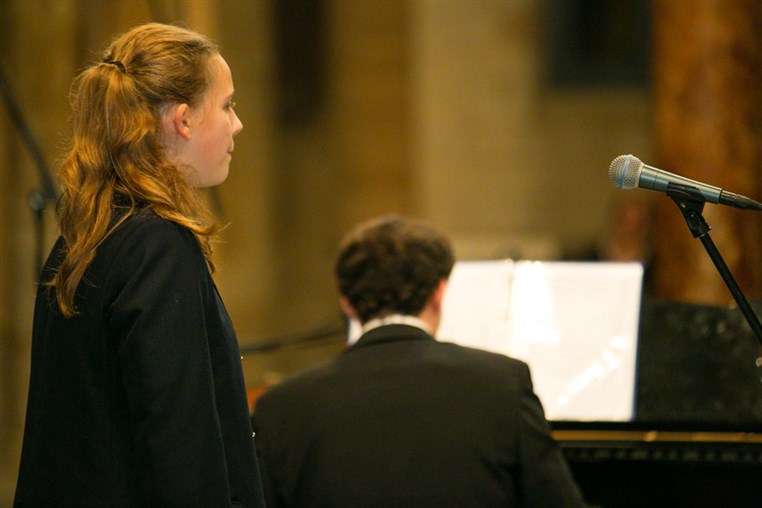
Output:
[{"xmin": 652, "ymin": 0, "xmax": 762, "ymax": 304}]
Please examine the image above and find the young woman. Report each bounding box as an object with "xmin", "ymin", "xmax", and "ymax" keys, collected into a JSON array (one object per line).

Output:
[{"xmin": 14, "ymin": 23, "xmax": 264, "ymax": 507}]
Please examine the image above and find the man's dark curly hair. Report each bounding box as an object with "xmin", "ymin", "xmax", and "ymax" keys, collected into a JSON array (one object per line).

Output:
[{"xmin": 335, "ymin": 215, "xmax": 455, "ymax": 323}]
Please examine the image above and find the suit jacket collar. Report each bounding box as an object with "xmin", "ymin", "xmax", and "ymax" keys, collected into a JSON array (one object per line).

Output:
[{"xmin": 348, "ymin": 324, "xmax": 436, "ymax": 352}]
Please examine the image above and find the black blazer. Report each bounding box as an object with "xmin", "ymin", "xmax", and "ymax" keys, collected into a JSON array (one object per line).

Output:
[
  {"xmin": 253, "ymin": 324, "xmax": 587, "ymax": 508},
  {"xmin": 15, "ymin": 210, "xmax": 264, "ymax": 507}
]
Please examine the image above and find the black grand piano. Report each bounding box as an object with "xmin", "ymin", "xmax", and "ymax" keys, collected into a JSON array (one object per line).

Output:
[{"xmin": 552, "ymin": 299, "xmax": 762, "ymax": 507}]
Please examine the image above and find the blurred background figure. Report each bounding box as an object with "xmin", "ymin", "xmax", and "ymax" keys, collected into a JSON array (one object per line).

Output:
[
  {"xmin": 567, "ymin": 194, "xmax": 655, "ymax": 295},
  {"xmin": 596, "ymin": 196, "xmax": 653, "ymax": 265}
]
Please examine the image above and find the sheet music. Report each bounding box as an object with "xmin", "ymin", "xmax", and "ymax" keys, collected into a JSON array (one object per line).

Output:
[
  {"xmin": 438, "ymin": 260, "xmax": 643, "ymax": 422},
  {"xmin": 437, "ymin": 259, "xmax": 515, "ymax": 354}
]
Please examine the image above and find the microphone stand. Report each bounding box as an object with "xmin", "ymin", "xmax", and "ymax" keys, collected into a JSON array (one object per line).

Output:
[
  {"xmin": 666, "ymin": 183, "xmax": 762, "ymax": 377},
  {"xmin": 0, "ymin": 61, "xmax": 58, "ymax": 274}
]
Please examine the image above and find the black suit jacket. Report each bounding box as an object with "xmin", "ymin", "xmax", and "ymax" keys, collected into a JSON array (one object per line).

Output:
[
  {"xmin": 15, "ymin": 210, "xmax": 264, "ymax": 507},
  {"xmin": 253, "ymin": 324, "xmax": 587, "ymax": 508}
]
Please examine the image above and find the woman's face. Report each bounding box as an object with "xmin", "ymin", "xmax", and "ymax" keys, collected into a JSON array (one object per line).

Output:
[{"xmin": 170, "ymin": 53, "xmax": 243, "ymax": 188}]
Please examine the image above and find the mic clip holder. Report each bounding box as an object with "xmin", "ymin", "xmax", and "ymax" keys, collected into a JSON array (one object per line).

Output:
[
  {"xmin": 666, "ymin": 183, "xmax": 762, "ymax": 380},
  {"xmin": 667, "ymin": 183, "xmax": 712, "ymax": 238}
]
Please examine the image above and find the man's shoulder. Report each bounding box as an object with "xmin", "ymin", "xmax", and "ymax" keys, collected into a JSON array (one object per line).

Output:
[
  {"xmin": 256, "ymin": 337, "xmax": 531, "ymax": 412},
  {"xmin": 434, "ymin": 339, "xmax": 528, "ymax": 370}
]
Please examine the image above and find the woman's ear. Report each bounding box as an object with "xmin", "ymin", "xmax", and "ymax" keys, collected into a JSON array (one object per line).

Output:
[{"xmin": 164, "ymin": 103, "xmax": 192, "ymax": 141}]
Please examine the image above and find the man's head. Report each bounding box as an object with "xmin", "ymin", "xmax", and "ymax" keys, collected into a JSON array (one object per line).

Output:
[{"xmin": 335, "ymin": 215, "xmax": 455, "ymax": 325}]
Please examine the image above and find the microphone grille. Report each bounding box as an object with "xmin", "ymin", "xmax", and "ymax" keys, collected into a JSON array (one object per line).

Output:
[{"xmin": 608, "ymin": 154, "xmax": 643, "ymax": 190}]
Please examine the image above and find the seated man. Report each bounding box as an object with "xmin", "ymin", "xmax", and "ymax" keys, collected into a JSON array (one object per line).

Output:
[{"xmin": 253, "ymin": 215, "xmax": 588, "ymax": 508}]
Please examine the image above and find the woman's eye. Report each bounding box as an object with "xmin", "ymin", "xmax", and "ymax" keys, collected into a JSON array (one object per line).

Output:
[{"xmin": 227, "ymin": 101, "xmax": 237, "ymax": 110}]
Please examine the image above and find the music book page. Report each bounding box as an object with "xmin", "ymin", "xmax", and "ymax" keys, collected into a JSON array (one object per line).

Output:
[{"xmin": 438, "ymin": 260, "xmax": 643, "ymax": 422}]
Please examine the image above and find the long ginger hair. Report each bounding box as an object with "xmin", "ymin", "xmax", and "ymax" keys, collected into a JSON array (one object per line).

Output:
[{"xmin": 52, "ymin": 23, "xmax": 221, "ymax": 317}]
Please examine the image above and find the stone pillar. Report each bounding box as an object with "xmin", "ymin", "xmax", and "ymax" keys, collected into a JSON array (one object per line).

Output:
[{"xmin": 651, "ymin": 0, "xmax": 762, "ymax": 303}]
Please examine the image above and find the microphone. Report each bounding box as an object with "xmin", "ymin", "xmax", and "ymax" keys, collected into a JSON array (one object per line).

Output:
[{"xmin": 609, "ymin": 154, "xmax": 762, "ymax": 211}]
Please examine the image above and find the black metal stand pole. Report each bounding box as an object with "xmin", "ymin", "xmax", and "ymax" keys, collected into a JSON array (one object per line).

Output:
[
  {"xmin": 0, "ymin": 62, "xmax": 57, "ymax": 276},
  {"xmin": 667, "ymin": 183, "xmax": 762, "ymax": 352}
]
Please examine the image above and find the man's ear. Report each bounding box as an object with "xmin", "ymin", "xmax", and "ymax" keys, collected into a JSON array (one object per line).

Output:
[
  {"xmin": 339, "ymin": 297, "xmax": 359, "ymax": 320},
  {"xmin": 430, "ymin": 279, "xmax": 448, "ymax": 311},
  {"xmin": 165, "ymin": 103, "xmax": 192, "ymax": 141},
  {"xmin": 417, "ymin": 278, "xmax": 448, "ymax": 335}
]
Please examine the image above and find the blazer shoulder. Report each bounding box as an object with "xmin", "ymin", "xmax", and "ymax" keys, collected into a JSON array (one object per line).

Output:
[
  {"xmin": 432, "ymin": 340, "xmax": 534, "ymax": 388},
  {"xmin": 87, "ymin": 210, "xmax": 209, "ymax": 301},
  {"xmin": 439, "ymin": 340, "xmax": 529, "ymax": 369},
  {"xmin": 116, "ymin": 209, "xmax": 196, "ymax": 243},
  {"xmin": 103, "ymin": 210, "xmax": 203, "ymax": 263}
]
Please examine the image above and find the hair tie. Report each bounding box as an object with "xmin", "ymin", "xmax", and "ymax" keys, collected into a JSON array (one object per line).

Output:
[{"xmin": 104, "ymin": 60, "xmax": 127, "ymax": 74}]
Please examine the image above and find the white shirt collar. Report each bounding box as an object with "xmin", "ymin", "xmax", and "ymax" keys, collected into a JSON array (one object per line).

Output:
[
  {"xmin": 347, "ymin": 314, "xmax": 432, "ymax": 345},
  {"xmin": 361, "ymin": 314, "xmax": 432, "ymax": 335}
]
